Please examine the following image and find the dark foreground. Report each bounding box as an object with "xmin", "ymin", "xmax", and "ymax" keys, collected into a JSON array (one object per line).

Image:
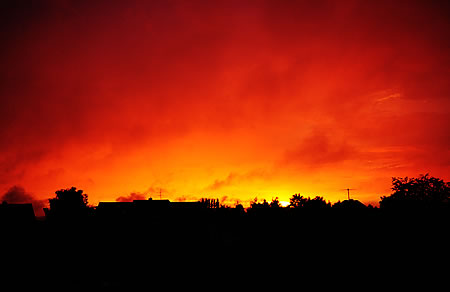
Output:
[{"xmin": 2, "ymin": 207, "xmax": 449, "ymax": 289}]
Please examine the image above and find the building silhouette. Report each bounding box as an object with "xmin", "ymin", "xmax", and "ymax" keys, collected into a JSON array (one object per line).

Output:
[{"xmin": 0, "ymin": 202, "xmax": 35, "ymax": 224}]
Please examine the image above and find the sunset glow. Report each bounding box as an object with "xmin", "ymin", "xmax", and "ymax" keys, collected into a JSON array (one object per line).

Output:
[{"xmin": 1, "ymin": 0, "xmax": 449, "ymax": 215}]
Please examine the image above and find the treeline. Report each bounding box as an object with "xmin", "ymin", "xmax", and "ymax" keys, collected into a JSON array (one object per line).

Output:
[
  {"xmin": 1, "ymin": 174, "xmax": 449, "ymax": 223},
  {"xmin": 203, "ymin": 173, "xmax": 449, "ymax": 212},
  {"xmin": 1, "ymin": 174, "xmax": 448, "ymax": 289}
]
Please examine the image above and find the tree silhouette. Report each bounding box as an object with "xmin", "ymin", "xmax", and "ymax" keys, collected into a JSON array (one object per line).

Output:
[
  {"xmin": 380, "ymin": 174, "xmax": 450, "ymax": 209},
  {"xmin": 289, "ymin": 194, "xmax": 307, "ymax": 208},
  {"xmin": 304, "ymin": 196, "xmax": 331, "ymax": 209},
  {"xmin": 269, "ymin": 197, "xmax": 281, "ymax": 208},
  {"xmin": 249, "ymin": 198, "xmax": 270, "ymax": 209},
  {"xmin": 248, "ymin": 197, "xmax": 282, "ymax": 209},
  {"xmin": 200, "ymin": 198, "xmax": 220, "ymax": 208},
  {"xmin": 288, "ymin": 194, "xmax": 330, "ymax": 209},
  {"xmin": 47, "ymin": 187, "xmax": 91, "ymax": 220}
]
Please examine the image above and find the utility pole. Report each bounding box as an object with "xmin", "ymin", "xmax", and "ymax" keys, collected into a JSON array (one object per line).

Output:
[
  {"xmin": 344, "ymin": 188, "xmax": 356, "ymax": 200},
  {"xmin": 340, "ymin": 188, "xmax": 356, "ymax": 200}
]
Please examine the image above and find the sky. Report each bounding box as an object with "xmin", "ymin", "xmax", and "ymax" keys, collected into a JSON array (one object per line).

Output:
[{"xmin": 1, "ymin": 0, "xmax": 449, "ymax": 215}]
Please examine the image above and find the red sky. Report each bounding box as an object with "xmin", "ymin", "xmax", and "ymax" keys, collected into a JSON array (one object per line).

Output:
[{"xmin": 1, "ymin": 0, "xmax": 449, "ymax": 213}]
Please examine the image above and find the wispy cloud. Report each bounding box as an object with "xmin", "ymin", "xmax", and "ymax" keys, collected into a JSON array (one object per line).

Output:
[
  {"xmin": 115, "ymin": 192, "xmax": 146, "ymax": 202},
  {"xmin": 281, "ymin": 131, "xmax": 356, "ymax": 168},
  {"xmin": 115, "ymin": 186, "xmax": 174, "ymax": 202},
  {"xmin": 204, "ymin": 169, "xmax": 270, "ymax": 191},
  {"xmin": 375, "ymin": 92, "xmax": 402, "ymax": 103}
]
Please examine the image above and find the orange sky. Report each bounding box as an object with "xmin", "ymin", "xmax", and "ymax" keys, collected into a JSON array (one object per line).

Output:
[{"xmin": 1, "ymin": 0, "xmax": 449, "ymax": 214}]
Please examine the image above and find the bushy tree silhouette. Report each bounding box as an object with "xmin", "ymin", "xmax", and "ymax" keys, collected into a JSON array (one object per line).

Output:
[
  {"xmin": 47, "ymin": 187, "xmax": 91, "ymax": 220},
  {"xmin": 249, "ymin": 197, "xmax": 281, "ymax": 209},
  {"xmin": 269, "ymin": 197, "xmax": 281, "ymax": 208},
  {"xmin": 305, "ymin": 196, "xmax": 331, "ymax": 209},
  {"xmin": 289, "ymin": 194, "xmax": 307, "ymax": 208},
  {"xmin": 249, "ymin": 197, "xmax": 266, "ymax": 209},
  {"xmin": 380, "ymin": 174, "xmax": 450, "ymax": 209},
  {"xmin": 288, "ymin": 194, "xmax": 330, "ymax": 209}
]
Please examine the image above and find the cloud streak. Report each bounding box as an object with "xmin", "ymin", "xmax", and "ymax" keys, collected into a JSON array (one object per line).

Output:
[
  {"xmin": 115, "ymin": 192, "xmax": 146, "ymax": 202},
  {"xmin": 282, "ymin": 131, "xmax": 356, "ymax": 168},
  {"xmin": 205, "ymin": 170, "xmax": 270, "ymax": 191}
]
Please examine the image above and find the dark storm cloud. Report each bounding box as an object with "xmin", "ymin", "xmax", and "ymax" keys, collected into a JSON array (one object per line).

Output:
[{"xmin": 1, "ymin": 185, "xmax": 34, "ymax": 203}]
